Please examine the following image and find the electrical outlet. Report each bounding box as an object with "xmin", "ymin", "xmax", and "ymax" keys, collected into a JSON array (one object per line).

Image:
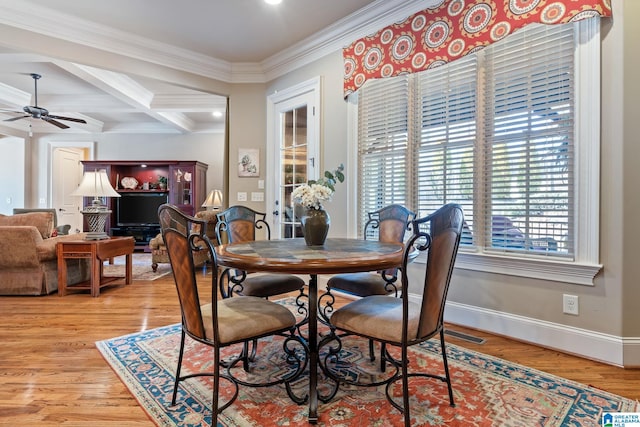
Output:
[{"xmin": 563, "ymin": 294, "xmax": 579, "ymax": 315}]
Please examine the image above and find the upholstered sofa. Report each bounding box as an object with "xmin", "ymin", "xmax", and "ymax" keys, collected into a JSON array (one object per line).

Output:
[
  {"xmin": 13, "ymin": 208, "xmax": 72, "ymax": 235},
  {"xmin": 0, "ymin": 211, "xmax": 90, "ymax": 295}
]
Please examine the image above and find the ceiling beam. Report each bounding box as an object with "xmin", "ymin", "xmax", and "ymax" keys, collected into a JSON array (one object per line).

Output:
[
  {"xmin": 0, "ymin": 81, "xmax": 31, "ymax": 108},
  {"xmin": 55, "ymin": 61, "xmax": 196, "ymax": 133}
]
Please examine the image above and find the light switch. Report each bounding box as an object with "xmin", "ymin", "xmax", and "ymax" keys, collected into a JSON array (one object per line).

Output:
[
  {"xmin": 237, "ymin": 192, "xmax": 247, "ymax": 202},
  {"xmin": 258, "ymin": 179, "xmax": 265, "ymax": 189},
  {"xmin": 251, "ymin": 192, "xmax": 264, "ymax": 202}
]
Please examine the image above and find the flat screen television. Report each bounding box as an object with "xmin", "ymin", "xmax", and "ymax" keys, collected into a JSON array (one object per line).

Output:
[{"xmin": 116, "ymin": 192, "xmax": 168, "ymax": 226}]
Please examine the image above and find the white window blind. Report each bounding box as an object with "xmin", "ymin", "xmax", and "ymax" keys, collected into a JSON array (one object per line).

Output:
[
  {"xmin": 357, "ymin": 75, "xmax": 409, "ymax": 235},
  {"xmin": 482, "ymin": 24, "xmax": 575, "ymax": 258},
  {"xmin": 356, "ymin": 21, "xmax": 596, "ymax": 264},
  {"xmin": 415, "ymin": 55, "xmax": 477, "ymax": 245}
]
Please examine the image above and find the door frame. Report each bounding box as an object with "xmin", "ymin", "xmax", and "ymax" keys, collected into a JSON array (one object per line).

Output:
[
  {"xmin": 266, "ymin": 76, "xmax": 321, "ymax": 238},
  {"xmin": 49, "ymin": 140, "xmax": 94, "ymax": 232}
]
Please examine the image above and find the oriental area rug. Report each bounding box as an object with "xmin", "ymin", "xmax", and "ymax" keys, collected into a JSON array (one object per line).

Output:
[
  {"xmin": 103, "ymin": 252, "xmax": 171, "ymax": 281},
  {"xmin": 96, "ymin": 299, "xmax": 638, "ymax": 427}
]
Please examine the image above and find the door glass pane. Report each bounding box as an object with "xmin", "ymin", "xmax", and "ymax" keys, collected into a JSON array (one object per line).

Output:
[{"xmin": 280, "ymin": 105, "xmax": 308, "ymax": 239}]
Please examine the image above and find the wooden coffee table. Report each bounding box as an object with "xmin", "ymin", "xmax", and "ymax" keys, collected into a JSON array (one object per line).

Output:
[{"xmin": 57, "ymin": 236, "xmax": 135, "ymax": 297}]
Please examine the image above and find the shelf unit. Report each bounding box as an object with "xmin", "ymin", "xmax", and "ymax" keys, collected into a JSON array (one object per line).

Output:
[{"xmin": 80, "ymin": 160, "xmax": 208, "ymax": 248}]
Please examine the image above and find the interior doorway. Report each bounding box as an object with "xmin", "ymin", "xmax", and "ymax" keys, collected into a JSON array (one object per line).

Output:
[{"xmin": 51, "ymin": 142, "xmax": 93, "ymax": 233}]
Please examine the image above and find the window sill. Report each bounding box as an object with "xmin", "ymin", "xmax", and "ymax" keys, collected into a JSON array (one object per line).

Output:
[
  {"xmin": 414, "ymin": 251, "xmax": 602, "ymax": 286},
  {"xmin": 455, "ymin": 252, "xmax": 602, "ymax": 286}
]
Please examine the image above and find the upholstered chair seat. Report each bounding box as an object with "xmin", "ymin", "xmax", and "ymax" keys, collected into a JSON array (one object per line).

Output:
[
  {"xmin": 200, "ymin": 296, "xmax": 296, "ymax": 344},
  {"xmin": 325, "ymin": 272, "xmax": 402, "ymax": 297}
]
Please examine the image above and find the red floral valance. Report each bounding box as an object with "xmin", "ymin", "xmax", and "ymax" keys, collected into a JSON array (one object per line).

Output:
[{"xmin": 343, "ymin": 0, "xmax": 612, "ymax": 97}]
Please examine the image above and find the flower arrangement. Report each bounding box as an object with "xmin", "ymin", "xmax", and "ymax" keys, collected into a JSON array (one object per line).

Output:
[{"xmin": 292, "ymin": 164, "xmax": 344, "ymax": 210}]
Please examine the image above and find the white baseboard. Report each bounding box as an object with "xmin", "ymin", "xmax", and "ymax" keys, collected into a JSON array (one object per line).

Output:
[
  {"xmin": 315, "ymin": 280, "xmax": 640, "ymax": 367},
  {"xmin": 439, "ymin": 298, "xmax": 640, "ymax": 367}
]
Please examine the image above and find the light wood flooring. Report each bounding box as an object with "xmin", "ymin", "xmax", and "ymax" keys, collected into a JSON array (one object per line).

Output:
[{"xmin": 1, "ymin": 267, "xmax": 638, "ymax": 426}]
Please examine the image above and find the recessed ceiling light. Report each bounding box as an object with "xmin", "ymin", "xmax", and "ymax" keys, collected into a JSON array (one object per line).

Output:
[
  {"xmin": 265, "ymin": 0, "xmax": 282, "ymax": 4},
  {"xmin": 212, "ymin": 111, "xmax": 223, "ymax": 118}
]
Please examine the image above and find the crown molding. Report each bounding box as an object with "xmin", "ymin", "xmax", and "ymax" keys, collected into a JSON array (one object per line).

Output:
[
  {"xmin": 0, "ymin": 0, "xmax": 233, "ymax": 82},
  {"xmin": 0, "ymin": 0, "xmax": 439, "ymax": 85},
  {"xmin": 151, "ymin": 94, "xmax": 227, "ymax": 111},
  {"xmin": 261, "ymin": 0, "xmax": 437, "ymax": 81}
]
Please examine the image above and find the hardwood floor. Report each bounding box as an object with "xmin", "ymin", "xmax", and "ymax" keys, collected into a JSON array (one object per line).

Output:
[{"xmin": 1, "ymin": 270, "xmax": 638, "ymax": 426}]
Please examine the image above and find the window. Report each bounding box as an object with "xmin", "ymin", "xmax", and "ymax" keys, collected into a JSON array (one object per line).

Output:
[{"xmin": 354, "ymin": 20, "xmax": 602, "ymax": 285}]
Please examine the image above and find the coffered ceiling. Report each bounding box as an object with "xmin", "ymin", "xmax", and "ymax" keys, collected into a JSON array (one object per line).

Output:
[{"xmin": 0, "ymin": 0, "xmax": 432, "ymax": 135}]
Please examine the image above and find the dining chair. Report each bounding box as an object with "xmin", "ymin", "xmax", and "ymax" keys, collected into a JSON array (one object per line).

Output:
[
  {"xmin": 318, "ymin": 203, "xmax": 464, "ymax": 427},
  {"xmin": 158, "ymin": 204, "xmax": 307, "ymax": 423},
  {"xmin": 319, "ymin": 203, "xmax": 415, "ymax": 368},
  {"xmin": 216, "ymin": 205, "xmax": 308, "ymax": 362},
  {"xmin": 215, "ymin": 205, "xmax": 306, "ymax": 300}
]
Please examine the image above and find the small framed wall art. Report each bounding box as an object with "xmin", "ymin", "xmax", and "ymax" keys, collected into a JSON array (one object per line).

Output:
[{"xmin": 238, "ymin": 148, "xmax": 259, "ymax": 177}]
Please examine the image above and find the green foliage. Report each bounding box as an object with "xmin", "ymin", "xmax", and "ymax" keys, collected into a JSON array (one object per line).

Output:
[{"xmin": 308, "ymin": 163, "xmax": 345, "ymax": 192}]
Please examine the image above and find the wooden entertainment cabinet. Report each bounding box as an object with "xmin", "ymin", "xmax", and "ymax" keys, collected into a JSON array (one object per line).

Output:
[{"xmin": 80, "ymin": 160, "xmax": 208, "ymax": 248}]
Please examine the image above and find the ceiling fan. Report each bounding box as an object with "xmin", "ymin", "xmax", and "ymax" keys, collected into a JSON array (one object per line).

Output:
[{"xmin": 1, "ymin": 73, "xmax": 87, "ymax": 129}]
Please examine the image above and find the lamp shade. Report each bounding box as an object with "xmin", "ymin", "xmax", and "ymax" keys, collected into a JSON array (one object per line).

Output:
[
  {"xmin": 202, "ymin": 189, "xmax": 223, "ymax": 209},
  {"xmin": 71, "ymin": 170, "xmax": 120, "ymax": 198}
]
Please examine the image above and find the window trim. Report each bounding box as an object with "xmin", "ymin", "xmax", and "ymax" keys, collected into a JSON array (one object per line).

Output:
[{"xmin": 349, "ymin": 19, "xmax": 602, "ymax": 286}]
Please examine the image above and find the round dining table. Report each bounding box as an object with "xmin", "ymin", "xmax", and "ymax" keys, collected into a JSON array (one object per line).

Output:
[{"xmin": 215, "ymin": 237, "xmax": 404, "ymax": 423}]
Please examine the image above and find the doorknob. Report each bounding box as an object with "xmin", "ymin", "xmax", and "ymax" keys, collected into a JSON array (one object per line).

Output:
[
  {"xmin": 58, "ymin": 208, "xmax": 66, "ymax": 212},
  {"xmin": 272, "ymin": 210, "xmax": 279, "ymax": 216}
]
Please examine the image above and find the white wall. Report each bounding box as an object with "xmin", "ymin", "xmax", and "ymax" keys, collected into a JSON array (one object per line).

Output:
[{"xmin": 0, "ymin": 137, "xmax": 25, "ymax": 215}]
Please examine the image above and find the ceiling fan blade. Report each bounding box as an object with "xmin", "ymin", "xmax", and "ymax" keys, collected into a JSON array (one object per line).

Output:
[
  {"xmin": 42, "ymin": 117, "xmax": 70, "ymax": 129},
  {"xmin": 3, "ymin": 115, "xmax": 30, "ymax": 122},
  {"xmin": 47, "ymin": 115, "xmax": 87, "ymax": 124}
]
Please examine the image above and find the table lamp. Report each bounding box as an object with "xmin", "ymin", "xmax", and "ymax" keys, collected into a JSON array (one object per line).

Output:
[
  {"xmin": 71, "ymin": 169, "xmax": 121, "ymax": 240},
  {"xmin": 202, "ymin": 189, "xmax": 223, "ymax": 210}
]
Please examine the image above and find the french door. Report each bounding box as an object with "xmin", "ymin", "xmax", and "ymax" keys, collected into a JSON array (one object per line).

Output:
[{"xmin": 266, "ymin": 77, "xmax": 320, "ymax": 239}]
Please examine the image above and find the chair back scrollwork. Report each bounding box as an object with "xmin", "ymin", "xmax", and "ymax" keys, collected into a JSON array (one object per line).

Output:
[{"xmin": 215, "ymin": 205, "xmax": 270, "ymax": 245}]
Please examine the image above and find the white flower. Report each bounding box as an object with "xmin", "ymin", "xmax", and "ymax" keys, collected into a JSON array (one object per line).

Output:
[{"xmin": 292, "ymin": 183, "xmax": 333, "ymax": 210}]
